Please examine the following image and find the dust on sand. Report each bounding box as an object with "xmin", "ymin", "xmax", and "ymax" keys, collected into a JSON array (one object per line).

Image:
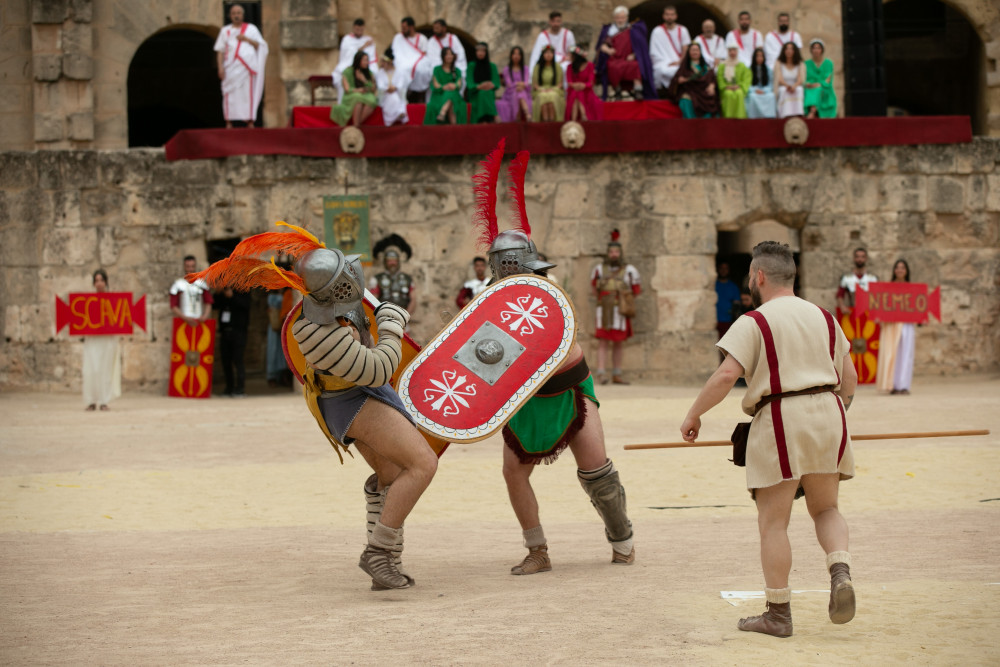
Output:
[{"xmin": 2, "ymin": 376, "xmax": 998, "ymax": 665}]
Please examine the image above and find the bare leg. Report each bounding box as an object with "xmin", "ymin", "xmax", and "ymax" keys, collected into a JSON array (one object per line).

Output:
[
  {"xmin": 801, "ymin": 473, "xmax": 849, "ymax": 553},
  {"xmin": 448, "ymin": 106, "xmax": 457, "ymax": 124},
  {"xmin": 753, "ymin": 480, "xmax": 798, "ymax": 589},
  {"xmin": 519, "ymin": 98, "xmax": 530, "ymax": 121},
  {"xmin": 351, "ymin": 104, "xmax": 363, "ymax": 127},
  {"xmin": 347, "ymin": 400, "xmax": 437, "ymax": 528},
  {"xmin": 358, "ymin": 104, "xmax": 375, "ymax": 125},
  {"xmin": 567, "ymin": 401, "xmax": 609, "ymax": 471},
  {"xmin": 502, "ymin": 443, "xmax": 540, "ymax": 530},
  {"xmin": 437, "ymin": 100, "xmax": 452, "ymax": 123}
]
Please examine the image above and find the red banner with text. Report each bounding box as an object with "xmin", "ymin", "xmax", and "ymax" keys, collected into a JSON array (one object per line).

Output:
[
  {"xmin": 855, "ymin": 283, "xmax": 941, "ymax": 324},
  {"xmin": 55, "ymin": 293, "xmax": 147, "ymax": 335}
]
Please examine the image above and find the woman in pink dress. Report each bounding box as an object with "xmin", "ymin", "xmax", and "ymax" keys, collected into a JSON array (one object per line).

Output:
[
  {"xmin": 497, "ymin": 46, "xmax": 532, "ymax": 123},
  {"xmin": 566, "ymin": 45, "xmax": 603, "ymax": 121}
]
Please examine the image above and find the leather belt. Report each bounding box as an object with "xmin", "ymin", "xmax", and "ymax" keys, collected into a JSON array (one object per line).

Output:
[
  {"xmin": 536, "ymin": 356, "xmax": 590, "ymax": 397},
  {"xmin": 754, "ymin": 384, "xmax": 836, "ymax": 415}
]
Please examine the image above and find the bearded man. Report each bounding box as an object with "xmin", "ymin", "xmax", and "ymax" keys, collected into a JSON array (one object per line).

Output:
[{"xmin": 214, "ymin": 4, "xmax": 268, "ymax": 128}]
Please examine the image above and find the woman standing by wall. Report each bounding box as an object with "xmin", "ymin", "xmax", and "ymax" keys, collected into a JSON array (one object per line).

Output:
[
  {"xmin": 876, "ymin": 260, "xmax": 916, "ymax": 395},
  {"xmin": 82, "ymin": 269, "xmax": 121, "ymax": 411}
]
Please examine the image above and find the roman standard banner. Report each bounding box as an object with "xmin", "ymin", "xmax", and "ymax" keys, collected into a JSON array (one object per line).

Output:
[
  {"xmin": 855, "ymin": 283, "xmax": 942, "ymax": 324},
  {"xmin": 168, "ymin": 318, "xmax": 216, "ymax": 399},
  {"xmin": 397, "ymin": 275, "xmax": 577, "ymax": 444},
  {"xmin": 323, "ymin": 195, "xmax": 372, "ymax": 263},
  {"xmin": 55, "ymin": 293, "xmax": 147, "ymax": 335}
]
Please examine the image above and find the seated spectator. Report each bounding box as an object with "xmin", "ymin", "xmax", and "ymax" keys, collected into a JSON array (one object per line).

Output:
[
  {"xmin": 529, "ymin": 11, "xmax": 575, "ymax": 88},
  {"xmin": 667, "ymin": 42, "xmax": 718, "ymax": 118},
  {"xmin": 694, "ymin": 19, "xmax": 726, "ymax": 68},
  {"xmin": 746, "ymin": 47, "xmax": 777, "ymax": 118},
  {"xmin": 497, "ymin": 46, "xmax": 532, "ymax": 122},
  {"xmin": 595, "ymin": 5, "xmax": 654, "ymax": 100},
  {"xmin": 329, "ymin": 51, "xmax": 377, "ymax": 127},
  {"xmin": 774, "ymin": 42, "xmax": 804, "ymax": 118},
  {"xmin": 333, "ymin": 18, "xmax": 378, "ymax": 103},
  {"xmin": 717, "ymin": 45, "xmax": 751, "ymax": 118},
  {"xmin": 532, "ymin": 45, "xmax": 565, "ymax": 122},
  {"xmin": 376, "ymin": 47, "xmax": 409, "ymax": 126},
  {"xmin": 425, "ymin": 47, "xmax": 466, "ymax": 125},
  {"xmin": 804, "ymin": 39, "xmax": 837, "ymax": 118},
  {"xmin": 467, "ymin": 42, "xmax": 500, "ymax": 123},
  {"xmin": 566, "ymin": 45, "xmax": 603, "ymax": 121}
]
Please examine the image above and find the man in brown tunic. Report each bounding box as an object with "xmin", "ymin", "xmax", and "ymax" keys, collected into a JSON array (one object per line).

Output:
[{"xmin": 680, "ymin": 241, "xmax": 858, "ymax": 637}]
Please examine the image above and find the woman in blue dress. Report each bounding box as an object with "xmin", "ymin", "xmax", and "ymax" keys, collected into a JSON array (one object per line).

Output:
[{"xmin": 745, "ymin": 47, "xmax": 776, "ymax": 119}]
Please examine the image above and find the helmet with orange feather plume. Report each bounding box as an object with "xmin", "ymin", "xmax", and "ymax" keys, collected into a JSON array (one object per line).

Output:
[
  {"xmin": 471, "ymin": 139, "xmax": 555, "ymax": 281},
  {"xmin": 186, "ymin": 222, "xmax": 368, "ymax": 328}
]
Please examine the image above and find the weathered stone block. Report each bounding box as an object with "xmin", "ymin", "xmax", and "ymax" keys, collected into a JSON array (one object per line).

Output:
[
  {"xmin": 0, "ymin": 153, "xmax": 40, "ymax": 188},
  {"xmin": 53, "ymin": 189, "xmax": 81, "ymax": 227},
  {"xmin": 986, "ymin": 174, "xmax": 1000, "ymax": 212},
  {"xmin": 928, "ymin": 176, "xmax": 965, "ymax": 214},
  {"xmin": 62, "ymin": 21, "xmax": 92, "ymax": 54},
  {"xmin": 553, "ymin": 181, "xmax": 593, "ymax": 219},
  {"xmin": 280, "ymin": 19, "xmax": 337, "ymax": 50},
  {"xmin": 68, "ymin": 112, "xmax": 94, "ymax": 140},
  {"xmin": 41, "ymin": 226, "xmax": 98, "ymax": 266},
  {"xmin": 80, "ymin": 189, "xmax": 124, "ymax": 223},
  {"xmin": 98, "ymin": 226, "xmax": 118, "ymax": 264},
  {"xmin": 62, "ymin": 53, "xmax": 93, "ymax": 80},
  {"xmin": 32, "ymin": 0, "xmax": 68, "ymax": 23},
  {"xmin": 663, "ymin": 216, "xmax": 715, "ymax": 255},
  {"xmin": 651, "ymin": 255, "xmax": 714, "ymax": 292},
  {"xmin": 766, "ymin": 175, "xmax": 816, "ymax": 214},
  {"xmin": 656, "ymin": 290, "xmax": 716, "ymax": 333},
  {"xmin": 704, "ymin": 177, "xmax": 763, "ymax": 224},
  {"xmin": 70, "ymin": 0, "xmax": 92, "ymax": 22},
  {"xmin": 33, "ymin": 54, "xmax": 62, "ymax": 81},
  {"xmin": 879, "ymin": 175, "xmax": 927, "ymax": 212},
  {"xmin": 34, "ymin": 113, "xmax": 63, "ymax": 142},
  {"xmin": 847, "ymin": 176, "xmax": 879, "ymax": 213},
  {"xmin": 59, "ymin": 150, "xmax": 98, "ymax": 188},
  {"xmin": 648, "ymin": 177, "xmax": 708, "ymax": 216},
  {"xmin": 283, "ymin": 0, "xmax": 331, "ymax": 19}
]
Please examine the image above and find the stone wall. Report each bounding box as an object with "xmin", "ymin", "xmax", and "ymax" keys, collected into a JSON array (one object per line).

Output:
[
  {"xmin": 2, "ymin": 140, "xmax": 998, "ymax": 392},
  {"xmin": 2, "ymin": 0, "xmax": 999, "ymax": 151}
]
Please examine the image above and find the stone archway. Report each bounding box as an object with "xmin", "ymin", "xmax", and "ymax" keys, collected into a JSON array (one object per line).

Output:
[
  {"xmin": 127, "ymin": 26, "xmax": 224, "ymax": 147},
  {"xmin": 630, "ymin": 1, "xmax": 733, "ymax": 40},
  {"xmin": 884, "ymin": 0, "xmax": 985, "ymax": 134},
  {"xmin": 417, "ymin": 25, "xmax": 479, "ymax": 66}
]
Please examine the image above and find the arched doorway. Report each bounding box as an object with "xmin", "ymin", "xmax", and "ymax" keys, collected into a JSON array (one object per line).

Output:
[
  {"xmin": 884, "ymin": 0, "xmax": 985, "ymax": 134},
  {"xmin": 630, "ymin": 1, "xmax": 732, "ymax": 40},
  {"xmin": 417, "ymin": 25, "xmax": 478, "ymax": 65},
  {"xmin": 127, "ymin": 26, "xmax": 224, "ymax": 147}
]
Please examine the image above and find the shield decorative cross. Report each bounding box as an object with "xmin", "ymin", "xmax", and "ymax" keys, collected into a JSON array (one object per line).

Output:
[{"xmin": 397, "ymin": 275, "xmax": 577, "ymax": 443}]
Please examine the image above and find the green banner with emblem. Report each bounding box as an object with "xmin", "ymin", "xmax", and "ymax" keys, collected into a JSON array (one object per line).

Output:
[{"xmin": 323, "ymin": 195, "xmax": 372, "ymax": 264}]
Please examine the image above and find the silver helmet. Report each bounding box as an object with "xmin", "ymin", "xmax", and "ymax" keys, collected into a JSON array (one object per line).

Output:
[
  {"xmin": 295, "ymin": 248, "xmax": 366, "ymax": 325},
  {"xmin": 487, "ymin": 230, "xmax": 556, "ymax": 280}
]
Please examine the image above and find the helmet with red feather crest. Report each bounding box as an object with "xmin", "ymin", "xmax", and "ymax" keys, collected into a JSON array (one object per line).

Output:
[{"xmin": 471, "ymin": 139, "xmax": 556, "ymax": 280}]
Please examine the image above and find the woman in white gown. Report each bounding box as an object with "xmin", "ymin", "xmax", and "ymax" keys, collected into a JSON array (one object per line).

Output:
[
  {"xmin": 774, "ymin": 41, "xmax": 804, "ymax": 118},
  {"xmin": 376, "ymin": 47, "xmax": 410, "ymax": 126},
  {"xmin": 82, "ymin": 269, "xmax": 121, "ymax": 411},
  {"xmin": 876, "ymin": 259, "xmax": 916, "ymax": 395}
]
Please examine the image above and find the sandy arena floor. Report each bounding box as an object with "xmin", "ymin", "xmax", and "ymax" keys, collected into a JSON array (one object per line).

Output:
[{"xmin": 1, "ymin": 375, "xmax": 999, "ymax": 665}]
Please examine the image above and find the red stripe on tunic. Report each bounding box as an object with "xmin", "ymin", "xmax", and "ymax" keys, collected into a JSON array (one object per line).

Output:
[
  {"xmin": 746, "ymin": 310, "xmax": 792, "ymax": 479},
  {"xmin": 819, "ymin": 305, "xmax": 849, "ymax": 462}
]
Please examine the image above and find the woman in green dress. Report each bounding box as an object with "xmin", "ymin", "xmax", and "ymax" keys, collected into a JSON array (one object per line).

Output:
[
  {"xmin": 330, "ymin": 51, "xmax": 377, "ymax": 127},
  {"xmin": 804, "ymin": 39, "xmax": 837, "ymax": 119},
  {"xmin": 531, "ymin": 45, "xmax": 565, "ymax": 122},
  {"xmin": 466, "ymin": 42, "xmax": 500, "ymax": 123},
  {"xmin": 717, "ymin": 45, "xmax": 751, "ymax": 119},
  {"xmin": 425, "ymin": 47, "xmax": 466, "ymax": 125}
]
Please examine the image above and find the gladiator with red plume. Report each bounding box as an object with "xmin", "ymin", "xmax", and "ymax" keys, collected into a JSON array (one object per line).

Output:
[{"xmin": 472, "ymin": 138, "xmax": 556, "ymax": 281}]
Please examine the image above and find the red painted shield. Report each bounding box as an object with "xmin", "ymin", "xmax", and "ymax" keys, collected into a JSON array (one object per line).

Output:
[
  {"xmin": 168, "ymin": 317, "xmax": 216, "ymax": 398},
  {"xmin": 397, "ymin": 275, "xmax": 577, "ymax": 443}
]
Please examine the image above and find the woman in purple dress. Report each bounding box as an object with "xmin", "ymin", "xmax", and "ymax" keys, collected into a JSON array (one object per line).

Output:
[
  {"xmin": 497, "ymin": 46, "xmax": 532, "ymax": 122},
  {"xmin": 566, "ymin": 45, "xmax": 603, "ymax": 121}
]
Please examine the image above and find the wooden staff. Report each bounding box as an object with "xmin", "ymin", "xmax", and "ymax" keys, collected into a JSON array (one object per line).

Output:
[{"xmin": 624, "ymin": 429, "xmax": 990, "ymax": 451}]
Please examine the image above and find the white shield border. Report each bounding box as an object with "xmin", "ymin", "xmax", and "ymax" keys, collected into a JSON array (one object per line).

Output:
[{"xmin": 397, "ymin": 275, "xmax": 577, "ymax": 443}]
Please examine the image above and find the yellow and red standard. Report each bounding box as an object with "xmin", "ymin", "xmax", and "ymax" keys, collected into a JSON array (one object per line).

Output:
[
  {"xmin": 169, "ymin": 318, "xmax": 216, "ymax": 398},
  {"xmin": 839, "ymin": 311, "xmax": 880, "ymax": 385}
]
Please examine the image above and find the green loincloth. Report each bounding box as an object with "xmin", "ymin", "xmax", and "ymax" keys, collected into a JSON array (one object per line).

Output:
[{"xmin": 503, "ymin": 375, "xmax": 599, "ymax": 464}]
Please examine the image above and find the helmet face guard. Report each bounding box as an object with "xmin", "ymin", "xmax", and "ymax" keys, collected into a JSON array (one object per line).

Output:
[
  {"xmin": 487, "ymin": 230, "xmax": 555, "ymax": 280},
  {"xmin": 296, "ymin": 248, "xmax": 366, "ymax": 324}
]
